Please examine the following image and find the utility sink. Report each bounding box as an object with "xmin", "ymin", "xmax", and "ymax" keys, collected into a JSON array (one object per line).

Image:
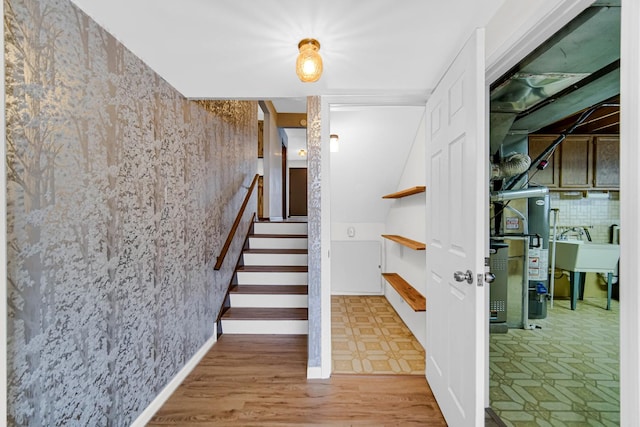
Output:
[{"xmin": 552, "ymin": 240, "xmax": 620, "ymax": 272}]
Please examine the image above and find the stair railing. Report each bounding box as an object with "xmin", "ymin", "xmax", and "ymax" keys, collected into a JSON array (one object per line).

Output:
[{"xmin": 214, "ymin": 174, "xmax": 259, "ymax": 270}]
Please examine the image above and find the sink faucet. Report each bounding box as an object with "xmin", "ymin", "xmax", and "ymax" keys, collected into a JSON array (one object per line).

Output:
[{"xmin": 558, "ymin": 227, "xmax": 585, "ymax": 240}]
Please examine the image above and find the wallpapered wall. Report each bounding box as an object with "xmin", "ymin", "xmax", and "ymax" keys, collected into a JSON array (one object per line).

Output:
[{"xmin": 5, "ymin": 0, "xmax": 256, "ymax": 425}]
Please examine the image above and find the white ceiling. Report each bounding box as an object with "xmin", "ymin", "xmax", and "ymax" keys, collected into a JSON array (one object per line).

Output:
[
  {"xmin": 68, "ymin": 0, "xmax": 570, "ymax": 223},
  {"xmin": 69, "ymin": 0, "xmax": 506, "ymax": 100}
]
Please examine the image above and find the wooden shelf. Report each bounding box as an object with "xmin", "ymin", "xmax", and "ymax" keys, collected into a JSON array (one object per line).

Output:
[
  {"xmin": 382, "ymin": 186, "xmax": 426, "ymax": 199},
  {"xmin": 382, "ymin": 273, "xmax": 426, "ymax": 312},
  {"xmin": 381, "ymin": 234, "xmax": 426, "ymax": 250}
]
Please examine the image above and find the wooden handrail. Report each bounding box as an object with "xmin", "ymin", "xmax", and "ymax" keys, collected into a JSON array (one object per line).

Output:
[{"xmin": 214, "ymin": 174, "xmax": 259, "ymax": 270}]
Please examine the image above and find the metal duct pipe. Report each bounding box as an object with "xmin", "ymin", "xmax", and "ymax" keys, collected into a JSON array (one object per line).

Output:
[
  {"xmin": 490, "ymin": 186, "xmax": 549, "ymax": 202},
  {"xmin": 491, "ymin": 153, "xmax": 531, "ymax": 180}
]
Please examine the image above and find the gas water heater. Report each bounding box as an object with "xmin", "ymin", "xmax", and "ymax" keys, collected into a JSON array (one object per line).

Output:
[{"xmin": 527, "ymin": 193, "xmax": 550, "ymax": 319}]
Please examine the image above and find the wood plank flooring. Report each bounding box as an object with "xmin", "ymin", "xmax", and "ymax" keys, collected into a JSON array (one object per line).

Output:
[
  {"xmin": 148, "ymin": 335, "xmax": 446, "ymax": 426},
  {"xmin": 221, "ymin": 307, "xmax": 308, "ymax": 320}
]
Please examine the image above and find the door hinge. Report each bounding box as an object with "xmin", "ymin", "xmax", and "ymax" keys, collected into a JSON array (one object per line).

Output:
[{"xmin": 477, "ymin": 274, "xmax": 483, "ymax": 287}]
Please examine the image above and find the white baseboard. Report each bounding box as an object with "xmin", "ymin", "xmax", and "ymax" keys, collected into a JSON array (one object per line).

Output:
[
  {"xmin": 307, "ymin": 366, "xmax": 324, "ymax": 379},
  {"xmin": 131, "ymin": 325, "xmax": 218, "ymax": 427}
]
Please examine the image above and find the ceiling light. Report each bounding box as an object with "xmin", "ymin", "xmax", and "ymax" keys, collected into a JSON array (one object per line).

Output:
[
  {"xmin": 330, "ymin": 134, "xmax": 339, "ymax": 152},
  {"xmin": 298, "ymin": 149, "xmax": 307, "ymax": 157},
  {"xmin": 296, "ymin": 38, "xmax": 323, "ymax": 83}
]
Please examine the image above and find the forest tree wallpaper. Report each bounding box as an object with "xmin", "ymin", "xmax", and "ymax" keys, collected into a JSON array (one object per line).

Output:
[{"xmin": 5, "ymin": 0, "xmax": 257, "ymax": 424}]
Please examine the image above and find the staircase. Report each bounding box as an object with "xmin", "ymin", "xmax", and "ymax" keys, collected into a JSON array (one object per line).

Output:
[{"xmin": 221, "ymin": 221, "xmax": 309, "ymax": 335}]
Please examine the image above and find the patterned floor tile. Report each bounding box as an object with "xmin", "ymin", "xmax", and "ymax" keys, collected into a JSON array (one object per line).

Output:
[
  {"xmin": 331, "ymin": 295, "xmax": 425, "ymax": 376},
  {"xmin": 490, "ymin": 293, "xmax": 619, "ymax": 424}
]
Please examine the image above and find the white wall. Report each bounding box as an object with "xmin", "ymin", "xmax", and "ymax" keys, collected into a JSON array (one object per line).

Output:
[
  {"xmin": 383, "ymin": 113, "xmax": 427, "ymax": 348},
  {"xmin": 261, "ymin": 102, "xmax": 283, "ymax": 220},
  {"xmin": 328, "ymin": 105, "xmax": 425, "ymax": 298},
  {"xmin": 330, "ymin": 222, "xmax": 385, "ymax": 294}
]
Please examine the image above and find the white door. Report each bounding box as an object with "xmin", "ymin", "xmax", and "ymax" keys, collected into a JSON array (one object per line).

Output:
[{"xmin": 425, "ymin": 29, "xmax": 487, "ymax": 426}]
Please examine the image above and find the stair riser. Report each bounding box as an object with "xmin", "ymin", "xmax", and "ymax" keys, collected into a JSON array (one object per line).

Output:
[
  {"xmin": 253, "ymin": 222, "xmax": 308, "ymax": 235},
  {"xmin": 236, "ymin": 271, "xmax": 308, "ymax": 285},
  {"xmin": 221, "ymin": 319, "xmax": 308, "ymax": 335},
  {"xmin": 248, "ymin": 237, "xmax": 308, "ymax": 250},
  {"xmin": 230, "ymin": 294, "xmax": 308, "ymax": 308},
  {"xmin": 242, "ymin": 253, "xmax": 308, "ymax": 266}
]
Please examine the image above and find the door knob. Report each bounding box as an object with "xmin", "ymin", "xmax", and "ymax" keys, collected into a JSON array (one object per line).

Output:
[
  {"xmin": 453, "ymin": 270, "xmax": 474, "ymax": 284},
  {"xmin": 484, "ymin": 272, "xmax": 496, "ymax": 283}
]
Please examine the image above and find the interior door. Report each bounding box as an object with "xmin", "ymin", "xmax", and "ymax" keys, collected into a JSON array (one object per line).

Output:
[
  {"xmin": 425, "ymin": 29, "xmax": 487, "ymax": 426},
  {"xmin": 289, "ymin": 167, "xmax": 308, "ymax": 216}
]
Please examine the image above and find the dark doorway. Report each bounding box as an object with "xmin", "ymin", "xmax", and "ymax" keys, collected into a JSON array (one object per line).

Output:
[{"xmin": 289, "ymin": 168, "xmax": 307, "ymax": 216}]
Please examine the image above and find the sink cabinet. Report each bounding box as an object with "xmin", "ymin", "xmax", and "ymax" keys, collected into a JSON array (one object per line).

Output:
[{"xmin": 551, "ymin": 241, "xmax": 620, "ymax": 310}]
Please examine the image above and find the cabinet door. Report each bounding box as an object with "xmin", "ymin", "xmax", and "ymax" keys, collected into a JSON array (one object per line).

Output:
[
  {"xmin": 560, "ymin": 136, "xmax": 593, "ymax": 188},
  {"xmin": 593, "ymin": 136, "xmax": 620, "ymax": 188},
  {"xmin": 528, "ymin": 135, "xmax": 560, "ymax": 188}
]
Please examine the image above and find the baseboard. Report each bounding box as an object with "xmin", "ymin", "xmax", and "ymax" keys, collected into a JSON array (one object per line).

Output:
[
  {"xmin": 131, "ymin": 325, "xmax": 217, "ymax": 426},
  {"xmin": 307, "ymin": 366, "xmax": 324, "ymax": 379}
]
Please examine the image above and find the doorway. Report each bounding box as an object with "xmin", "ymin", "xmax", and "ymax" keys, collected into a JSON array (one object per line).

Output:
[
  {"xmin": 289, "ymin": 168, "xmax": 307, "ymax": 217},
  {"xmin": 487, "ymin": 3, "xmax": 621, "ymax": 424}
]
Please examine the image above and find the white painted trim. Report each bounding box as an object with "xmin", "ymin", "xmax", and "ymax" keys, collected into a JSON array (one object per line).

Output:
[
  {"xmin": 130, "ymin": 327, "xmax": 217, "ymax": 427},
  {"xmin": 485, "ymin": 0, "xmax": 594, "ymax": 84},
  {"xmin": 320, "ymin": 97, "xmax": 333, "ymax": 379},
  {"xmin": 619, "ymin": 0, "xmax": 640, "ymax": 423},
  {"xmin": 229, "ymin": 294, "xmax": 308, "ymax": 308},
  {"xmin": 1, "ymin": 0, "xmax": 7, "ymax": 421},
  {"xmin": 220, "ymin": 320, "xmax": 308, "ymax": 335},
  {"xmin": 236, "ymin": 271, "xmax": 308, "ymax": 285},
  {"xmin": 306, "ymin": 366, "xmax": 323, "ymax": 379}
]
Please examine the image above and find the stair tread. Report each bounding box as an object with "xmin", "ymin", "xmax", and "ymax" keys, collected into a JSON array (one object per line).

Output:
[
  {"xmin": 237, "ymin": 265, "xmax": 308, "ymax": 272},
  {"xmin": 256, "ymin": 220, "xmax": 308, "ymax": 223},
  {"xmin": 231, "ymin": 285, "xmax": 308, "ymax": 295},
  {"xmin": 243, "ymin": 249, "xmax": 308, "ymax": 254},
  {"xmin": 222, "ymin": 307, "xmax": 308, "ymax": 320},
  {"xmin": 250, "ymin": 234, "xmax": 308, "ymax": 238}
]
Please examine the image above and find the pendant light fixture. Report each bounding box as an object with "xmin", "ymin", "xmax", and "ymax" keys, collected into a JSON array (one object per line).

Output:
[{"xmin": 296, "ymin": 38, "xmax": 323, "ymax": 82}]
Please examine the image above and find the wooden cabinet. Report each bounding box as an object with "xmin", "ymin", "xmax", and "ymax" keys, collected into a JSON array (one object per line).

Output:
[
  {"xmin": 528, "ymin": 136, "xmax": 559, "ymax": 188},
  {"xmin": 559, "ymin": 136, "xmax": 592, "ymax": 188},
  {"xmin": 593, "ymin": 136, "xmax": 620, "ymax": 189},
  {"xmin": 528, "ymin": 135, "xmax": 619, "ymax": 191}
]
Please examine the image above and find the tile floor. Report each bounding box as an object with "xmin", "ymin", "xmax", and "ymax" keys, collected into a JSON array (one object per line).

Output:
[
  {"xmin": 331, "ymin": 295, "xmax": 425, "ymax": 375},
  {"xmin": 490, "ymin": 297, "xmax": 620, "ymax": 426},
  {"xmin": 332, "ymin": 294, "xmax": 619, "ymax": 425}
]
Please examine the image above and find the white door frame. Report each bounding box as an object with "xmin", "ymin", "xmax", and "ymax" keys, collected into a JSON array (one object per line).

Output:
[{"xmin": 619, "ymin": 0, "xmax": 640, "ymax": 423}]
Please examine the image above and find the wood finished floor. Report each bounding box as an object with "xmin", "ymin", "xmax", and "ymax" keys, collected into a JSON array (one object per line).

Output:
[{"xmin": 148, "ymin": 334, "xmax": 446, "ymax": 426}]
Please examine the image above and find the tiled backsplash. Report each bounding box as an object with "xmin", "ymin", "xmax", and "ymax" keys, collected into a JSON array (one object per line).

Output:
[{"xmin": 549, "ymin": 193, "xmax": 620, "ymax": 243}]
